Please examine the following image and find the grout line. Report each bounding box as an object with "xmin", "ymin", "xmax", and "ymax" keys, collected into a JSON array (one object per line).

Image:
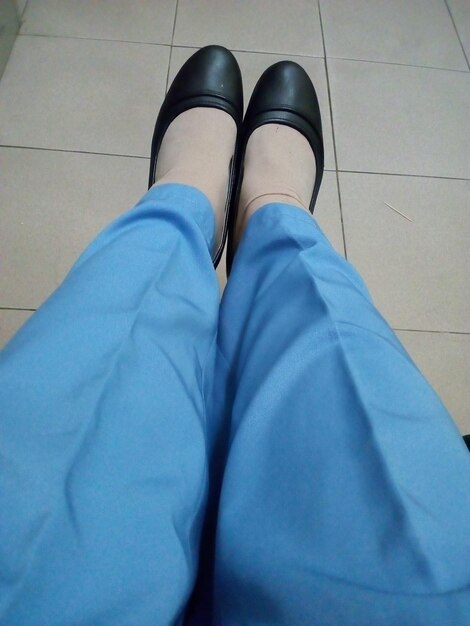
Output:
[
  {"xmin": 444, "ymin": 0, "xmax": 470, "ymax": 71},
  {"xmin": 18, "ymin": 32, "xmax": 172, "ymax": 48},
  {"xmin": 170, "ymin": 43, "xmax": 325, "ymax": 60},
  {"xmin": 20, "ymin": 0, "xmax": 30, "ymax": 20},
  {"xmin": 317, "ymin": 0, "xmax": 348, "ymax": 258},
  {"xmin": 323, "ymin": 53, "xmax": 469, "ymax": 74},
  {"xmin": 15, "ymin": 34, "xmax": 469, "ymax": 74},
  {"xmin": 170, "ymin": 0, "xmax": 179, "ymax": 45},
  {"xmin": 165, "ymin": 47, "xmax": 174, "ymax": 94},
  {"xmin": 223, "ymin": 47, "xmax": 323, "ymax": 60},
  {"xmin": 0, "ymin": 144, "xmax": 149, "ymax": 160},
  {"xmin": 160, "ymin": 45, "xmax": 470, "ymax": 74},
  {"xmin": 1, "ymin": 305, "xmax": 467, "ymax": 337},
  {"xmin": 393, "ymin": 328, "xmax": 470, "ymax": 336},
  {"xmin": 1, "ymin": 146, "xmax": 468, "ymax": 182},
  {"xmin": 337, "ymin": 169, "xmax": 470, "ymax": 182},
  {"xmin": 165, "ymin": 0, "xmax": 179, "ymax": 93},
  {"xmin": 17, "ymin": 34, "xmax": 322, "ymax": 61}
]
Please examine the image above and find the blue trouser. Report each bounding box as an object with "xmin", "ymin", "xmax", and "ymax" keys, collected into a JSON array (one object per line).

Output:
[{"xmin": 1, "ymin": 184, "xmax": 469, "ymax": 625}]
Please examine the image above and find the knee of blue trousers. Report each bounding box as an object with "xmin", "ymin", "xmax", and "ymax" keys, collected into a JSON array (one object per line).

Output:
[
  {"xmin": 215, "ymin": 203, "xmax": 470, "ymax": 624},
  {"xmin": 0, "ymin": 183, "xmax": 220, "ymax": 625}
]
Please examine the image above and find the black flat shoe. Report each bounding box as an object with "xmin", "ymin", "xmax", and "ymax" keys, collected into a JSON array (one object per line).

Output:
[
  {"xmin": 148, "ymin": 45, "xmax": 243, "ymax": 268},
  {"xmin": 226, "ymin": 60, "xmax": 324, "ymax": 274}
]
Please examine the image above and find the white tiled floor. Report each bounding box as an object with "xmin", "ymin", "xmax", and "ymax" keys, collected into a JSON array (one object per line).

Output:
[
  {"xmin": 0, "ymin": 0, "xmax": 469, "ymax": 432},
  {"xmin": 0, "ymin": 36, "xmax": 169, "ymax": 155},
  {"xmin": 173, "ymin": 0, "xmax": 324, "ymax": 56},
  {"xmin": 320, "ymin": 0, "xmax": 468, "ymax": 70},
  {"xmin": 329, "ymin": 59, "xmax": 470, "ymax": 178}
]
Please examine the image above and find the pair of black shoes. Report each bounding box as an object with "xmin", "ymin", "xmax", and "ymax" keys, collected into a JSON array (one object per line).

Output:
[{"xmin": 148, "ymin": 45, "xmax": 324, "ymax": 274}]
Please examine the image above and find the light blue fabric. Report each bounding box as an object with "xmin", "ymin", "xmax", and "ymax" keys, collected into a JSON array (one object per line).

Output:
[
  {"xmin": 0, "ymin": 185, "xmax": 219, "ymax": 625},
  {"xmin": 1, "ymin": 184, "xmax": 469, "ymax": 625},
  {"xmin": 214, "ymin": 204, "xmax": 470, "ymax": 624}
]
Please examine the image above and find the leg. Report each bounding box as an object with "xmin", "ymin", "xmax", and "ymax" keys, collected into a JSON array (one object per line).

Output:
[
  {"xmin": 0, "ymin": 183, "xmax": 219, "ymax": 625},
  {"xmin": 0, "ymin": 45, "xmax": 242, "ymax": 625},
  {"xmin": 215, "ymin": 203, "xmax": 470, "ymax": 624},
  {"xmin": 215, "ymin": 59, "xmax": 470, "ymax": 621}
]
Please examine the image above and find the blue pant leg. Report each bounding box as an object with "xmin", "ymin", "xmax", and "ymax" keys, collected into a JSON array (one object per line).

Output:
[
  {"xmin": 0, "ymin": 184, "xmax": 219, "ymax": 625},
  {"xmin": 214, "ymin": 204, "xmax": 470, "ymax": 625}
]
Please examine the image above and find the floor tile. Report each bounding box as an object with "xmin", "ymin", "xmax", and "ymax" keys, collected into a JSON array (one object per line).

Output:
[
  {"xmin": 397, "ymin": 330, "xmax": 470, "ymax": 434},
  {"xmin": 320, "ymin": 0, "xmax": 468, "ymax": 70},
  {"xmin": 174, "ymin": 0, "xmax": 323, "ymax": 57},
  {"xmin": 340, "ymin": 172, "xmax": 470, "ymax": 332},
  {"xmin": 0, "ymin": 147, "xmax": 148, "ymax": 309},
  {"xmin": 216, "ymin": 171, "xmax": 344, "ymax": 292},
  {"xmin": 169, "ymin": 47, "xmax": 335, "ymax": 170},
  {"xmin": 329, "ymin": 59, "xmax": 470, "ymax": 178},
  {"xmin": 21, "ymin": 0, "xmax": 176, "ymax": 44},
  {"xmin": 0, "ymin": 36, "xmax": 169, "ymax": 156},
  {"xmin": 447, "ymin": 0, "xmax": 470, "ymax": 64},
  {"xmin": 0, "ymin": 309, "xmax": 33, "ymax": 349}
]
